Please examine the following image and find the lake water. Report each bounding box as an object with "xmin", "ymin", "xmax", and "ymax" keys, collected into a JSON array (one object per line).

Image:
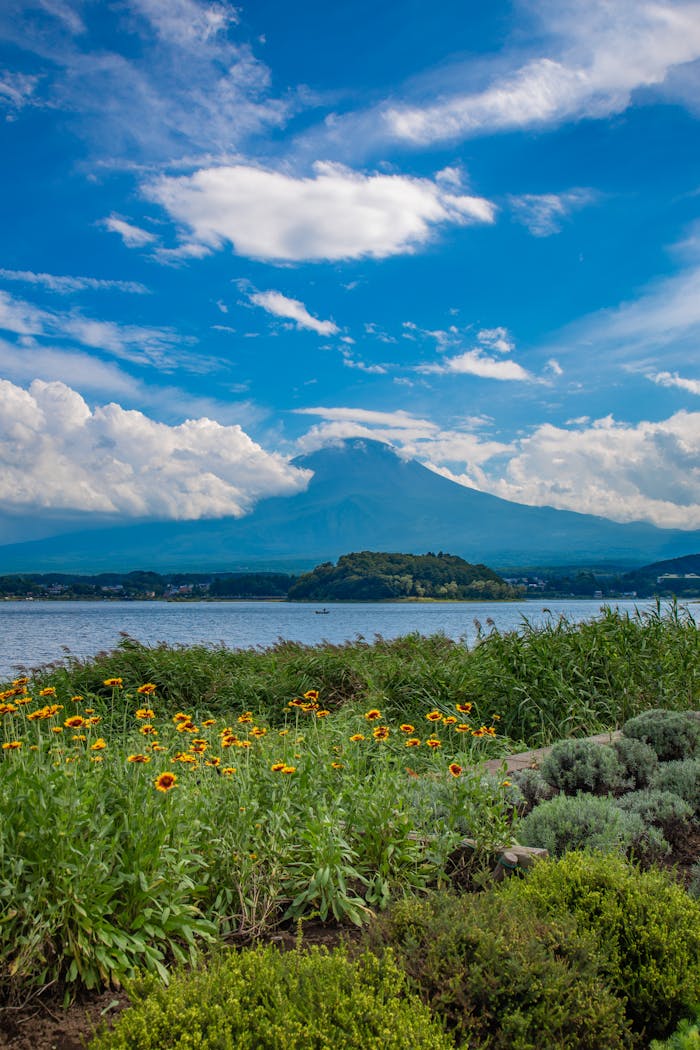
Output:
[{"xmin": 0, "ymin": 598, "xmax": 670, "ymax": 680}]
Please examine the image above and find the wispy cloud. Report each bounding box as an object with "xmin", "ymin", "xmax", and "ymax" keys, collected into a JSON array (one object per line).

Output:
[
  {"xmin": 248, "ymin": 290, "xmax": 339, "ymax": 336},
  {"xmin": 418, "ymin": 349, "xmax": 534, "ymax": 381},
  {"xmin": 0, "ymin": 70, "xmax": 40, "ymax": 112},
  {"xmin": 103, "ymin": 216, "xmax": 157, "ymax": 249},
  {"xmin": 381, "ymin": 1, "xmax": 700, "ymax": 146},
  {"xmin": 508, "ymin": 188, "xmax": 598, "ymax": 236},
  {"xmin": 0, "ymin": 268, "xmax": 149, "ymax": 295},
  {"xmin": 648, "ymin": 370, "xmax": 700, "ymax": 395},
  {"xmin": 148, "ymin": 161, "xmax": 496, "ymax": 262},
  {"xmin": 0, "ymin": 377, "xmax": 311, "ymax": 520}
]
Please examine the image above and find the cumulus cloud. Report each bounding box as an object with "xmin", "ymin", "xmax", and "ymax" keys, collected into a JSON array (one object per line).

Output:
[
  {"xmin": 248, "ymin": 290, "xmax": 339, "ymax": 336},
  {"xmin": 483, "ymin": 412, "xmax": 700, "ymax": 528},
  {"xmin": 0, "ymin": 378, "xmax": 310, "ymax": 519},
  {"xmin": 382, "ymin": 0, "xmax": 700, "ymax": 145},
  {"xmin": 147, "ymin": 161, "xmax": 496, "ymax": 262},
  {"xmin": 296, "ymin": 404, "xmax": 700, "ymax": 528},
  {"xmin": 0, "ymin": 268, "xmax": 148, "ymax": 295},
  {"xmin": 508, "ymin": 189, "xmax": 598, "ymax": 236},
  {"xmin": 649, "ymin": 370, "xmax": 700, "ymax": 395}
]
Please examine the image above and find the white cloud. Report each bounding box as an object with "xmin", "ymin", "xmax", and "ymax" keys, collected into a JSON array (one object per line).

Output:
[
  {"xmin": 0, "ymin": 288, "xmax": 199, "ymax": 371},
  {"xmin": 148, "ymin": 161, "xmax": 496, "ymax": 262},
  {"xmin": 382, "ymin": 1, "xmax": 700, "ymax": 145},
  {"xmin": 0, "ymin": 378, "xmax": 310, "ymax": 519},
  {"xmin": 248, "ymin": 290, "xmax": 339, "ymax": 336},
  {"xmin": 484, "ymin": 412, "xmax": 700, "ymax": 528},
  {"xmin": 649, "ymin": 370, "xmax": 700, "ymax": 395},
  {"xmin": 103, "ymin": 216, "xmax": 157, "ymax": 248},
  {"xmin": 418, "ymin": 348, "xmax": 534, "ymax": 381},
  {"xmin": 508, "ymin": 189, "xmax": 598, "ymax": 236},
  {"xmin": 477, "ymin": 326, "xmax": 514, "ymax": 353},
  {"xmin": 0, "ymin": 268, "xmax": 148, "ymax": 295},
  {"xmin": 0, "ymin": 70, "xmax": 40, "ymax": 111}
]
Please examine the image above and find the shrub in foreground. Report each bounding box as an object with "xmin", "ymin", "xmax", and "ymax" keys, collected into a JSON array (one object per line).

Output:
[
  {"xmin": 616, "ymin": 789, "xmax": 695, "ymax": 847},
  {"xmin": 611, "ymin": 735, "xmax": 659, "ymax": 789},
  {"xmin": 89, "ymin": 944, "xmax": 454, "ymax": 1050},
  {"xmin": 367, "ymin": 888, "xmax": 631, "ymax": 1050},
  {"xmin": 499, "ymin": 851, "xmax": 700, "ymax": 1043},
  {"xmin": 650, "ymin": 1007, "xmax": 700, "ymax": 1050},
  {"xmin": 651, "ymin": 758, "xmax": 700, "ymax": 815}
]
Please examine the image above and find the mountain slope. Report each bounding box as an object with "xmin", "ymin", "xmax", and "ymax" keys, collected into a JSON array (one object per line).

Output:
[{"xmin": 0, "ymin": 439, "xmax": 698, "ymax": 571}]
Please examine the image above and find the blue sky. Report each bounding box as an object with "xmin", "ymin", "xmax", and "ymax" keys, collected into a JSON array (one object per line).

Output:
[{"xmin": 1, "ymin": 0, "xmax": 700, "ymax": 545}]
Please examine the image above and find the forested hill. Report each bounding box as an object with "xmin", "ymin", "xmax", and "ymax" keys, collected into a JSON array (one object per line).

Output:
[{"xmin": 286, "ymin": 551, "xmax": 520, "ymax": 602}]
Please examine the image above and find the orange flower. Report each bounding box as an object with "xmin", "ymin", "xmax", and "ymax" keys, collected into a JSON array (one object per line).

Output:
[
  {"xmin": 250, "ymin": 726, "xmax": 267, "ymax": 737},
  {"xmin": 173, "ymin": 712, "xmax": 192, "ymax": 723},
  {"xmin": 454, "ymin": 723, "xmax": 471, "ymax": 733},
  {"xmin": 448, "ymin": 763, "xmax": 462, "ymax": 777},
  {"xmin": 135, "ymin": 708, "xmax": 155, "ymax": 720},
  {"xmin": 404, "ymin": 738, "xmax": 421, "ymax": 748},
  {"xmin": 127, "ymin": 754, "xmax": 151, "ymax": 763},
  {"xmin": 201, "ymin": 719, "xmax": 216, "ymax": 727},
  {"xmin": 303, "ymin": 689, "xmax": 319, "ymax": 701},
  {"xmin": 103, "ymin": 678, "xmax": 123, "ymax": 688},
  {"xmin": 70, "ymin": 695, "xmax": 84, "ymax": 702},
  {"xmin": 221, "ymin": 767, "xmax": 236, "ymax": 776},
  {"xmin": 2, "ymin": 741, "xmax": 22, "ymax": 750},
  {"xmin": 136, "ymin": 683, "xmax": 157, "ymax": 695},
  {"xmin": 456, "ymin": 702, "xmax": 473, "ymax": 714},
  {"xmin": 90, "ymin": 738, "xmax": 107, "ymax": 751},
  {"xmin": 154, "ymin": 771, "xmax": 177, "ymax": 792},
  {"xmin": 349, "ymin": 733, "xmax": 365, "ymax": 742},
  {"xmin": 39, "ymin": 687, "xmax": 56, "ymax": 697},
  {"xmin": 364, "ymin": 709, "xmax": 382, "ymax": 721},
  {"xmin": 281, "ymin": 765, "xmax": 296, "ymax": 774},
  {"xmin": 443, "ymin": 715, "xmax": 457, "ymax": 725},
  {"xmin": 400, "ymin": 724, "xmax": 415, "ymax": 733},
  {"xmin": 139, "ymin": 725, "xmax": 158, "ymax": 736},
  {"xmin": 315, "ymin": 710, "xmax": 331, "ymax": 718},
  {"xmin": 271, "ymin": 762, "xmax": 286, "ymax": 771},
  {"xmin": 425, "ymin": 710, "xmax": 442, "ymax": 722},
  {"xmin": 373, "ymin": 726, "xmax": 390, "ymax": 740},
  {"xmin": 205, "ymin": 757, "xmax": 221, "ymax": 767},
  {"xmin": 237, "ymin": 712, "xmax": 253, "ymax": 724},
  {"xmin": 426, "ymin": 738, "xmax": 441, "ymax": 749}
]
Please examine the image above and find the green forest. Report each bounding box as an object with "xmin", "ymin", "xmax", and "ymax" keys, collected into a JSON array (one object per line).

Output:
[{"xmin": 287, "ymin": 551, "xmax": 520, "ymax": 601}]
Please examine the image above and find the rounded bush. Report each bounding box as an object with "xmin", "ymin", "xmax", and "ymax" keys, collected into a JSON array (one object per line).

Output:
[
  {"xmin": 616, "ymin": 789, "xmax": 695, "ymax": 847},
  {"xmin": 622, "ymin": 710, "xmax": 700, "ymax": 762},
  {"xmin": 540, "ymin": 738, "xmax": 623, "ymax": 795},
  {"xmin": 499, "ymin": 851, "xmax": 700, "ymax": 1043},
  {"xmin": 89, "ymin": 944, "xmax": 454, "ymax": 1050},
  {"xmin": 611, "ymin": 736, "xmax": 659, "ymax": 790},
  {"xmin": 651, "ymin": 758, "xmax": 700, "ymax": 815},
  {"xmin": 518, "ymin": 792, "xmax": 646, "ymax": 857},
  {"xmin": 367, "ymin": 888, "xmax": 630, "ymax": 1050},
  {"xmin": 512, "ymin": 767, "xmax": 556, "ymax": 811}
]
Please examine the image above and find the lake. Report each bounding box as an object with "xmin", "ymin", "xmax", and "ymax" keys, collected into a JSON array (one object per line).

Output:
[{"xmin": 0, "ymin": 597, "xmax": 670, "ymax": 680}]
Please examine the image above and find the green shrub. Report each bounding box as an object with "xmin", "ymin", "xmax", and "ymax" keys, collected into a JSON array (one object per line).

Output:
[
  {"xmin": 89, "ymin": 944, "xmax": 454, "ymax": 1050},
  {"xmin": 518, "ymin": 792, "xmax": 647, "ymax": 857},
  {"xmin": 499, "ymin": 851, "xmax": 700, "ymax": 1042},
  {"xmin": 366, "ymin": 888, "xmax": 630, "ymax": 1049},
  {"xmin": 689, "ymin": 860, "xmax": 700, "ymax": 900},
  {"xmin": 651, "ymin": 758, "xmax": 700, "ymax": 815},
  {"xmin": 622, "ymin": 710, "xmax": 700, "ymax": 762},
  {"xmin": 611, "ymin": 736, "xmax": 659, "ymax": 789},
  {"xmin": 540, "ymin": 738, "xmax": 624, "ymax": 794},
  {"xmin": 616, "ymin": 789, "xmax": 695, "ymax": 847},
  {"xmin": 650, "ymin": 1007, "xmax": 700, "ymax": 1049},
  {"xmin": 511, "ymin": 767, "xmax": 556, "ymax": 811}
]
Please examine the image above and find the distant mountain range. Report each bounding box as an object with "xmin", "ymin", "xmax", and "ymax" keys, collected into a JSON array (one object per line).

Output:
[{"xmin": 0, "ymin": 439, "xmax": 698, "ymax": 572}]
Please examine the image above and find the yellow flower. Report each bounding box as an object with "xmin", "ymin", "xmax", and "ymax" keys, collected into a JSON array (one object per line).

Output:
[
  {"xmin": 70, "ymin": 695, "xmax": 84, "ymax": 702},
  {"xmin": 373, "ymin": 726, "xmax": 390, "ymax": 740},
  {"xmin": 281, "ymin": 765, "xmax": 296, "ymax": 774},
  {"xmin": 454, "ymin": 723, "xmax": 471, "ymax": 733},
  {"xmin": 90, "ymin": 738, "xmax": 106, "ymax": 751},
  {"xmin": 136, "ymin": 683, "xmax": 157, "ymax": 695},
  {"xmin": 303, "ymin": 689, "xmax": 319, "ymax": 701},
  {"xmin": 150, "ymin": 743, "xmax": 167, "ymax": 752},
  {"xmin": 221, "ymin": 734, "xmax": 238, "ymax": 747},
  {"xmin": 443, "ymin": 715, "xmax": 457, "ymax": 725},
  {"xmin": 72, "ymin": 734, "xmax": 87, "ymax": 742},
  {"xmin": 127, "ymin": 754, "xmax": 151, "ymax": 763},
  {"xmin": 176, "ymin": 721, "xmax": 197, "ymax": 733},
  {"xmin": 0, "ymin": 704, "xmax": 17, "ymax": 715},
  {"xmin": 64, "ymin": 715, "xmax": 86, "ymax": 729},
  {"xmin": 502, "ymin": 779, "xmax": 512, "ymax": 787},
  {"xmin": 250, "ymin": 726, "xmax": 267, "ymax": 737},
  {"xmin": 237, "ymin": 712, "xmax": 253, "ymax": 724},
  {"xmin": 221, "ymin": 767, "xmax": 236, "ymax": 776},
  {"xmin": 278, "ymin": 728, "xmax": 290, "ymax": 736},
  {"xmin": 39, "ymin": 687, "xmax": 56, "ymax": 697},
  {"xmin": 364, "ymin": 709, "xmax": 382, "ymax": 721},
  {"xmin": 205, "ymin": 757, "xmax": 221, "ymax": 767},
  {"xmin": 103, "ymin": 678, "xmax": 123, "ymax": 688},
  {"xmin": 456, "ymin": 702, "xmax": 473, "ymax": 714},
  {"xmin": 400, "ymin": 724, "xmax": 415, "ymax": 733},
  {"xmin": 315, "ymin": 710, "xmax": 331, "ymax": 718},
  {"xmin": 426, "ymin": 710, "xmax": 442, "ymax": 722},
  {"xmin": 426, "ymin": 738, "xmax": 441, "ymax": 749},
  {"xmin": 235, "ymin": 740, "xmax": 252, "ymax": 749},
  {"xmin": 331, "ymin": 761, "xmax": 343, "ymax": 769},
  {"xmin": 51, "ymin": 727, "xmax": 63, "ymax": 734},
  {"xmin": 190, "ymin": 740, "xmax": 208, "ymax": 753},
  {"xmin": 2, "ymin": 741, "xmax": 22, "ymax": 750},
  {"xmin": 271, "ymin": 762, "xmax": 286, "ymax": 772},
  {"xmin": 201, "ymin": 719, "xmax": 216, "ymax": 727},
  {"xmin": 154, "ymin": 771, "xmax": 177, "ymax": 792},
  {"xmin": 173, "ymin": 751, "xmax": 197, "ymax": 764},
  {"xmin": 139, "ymin": 725, "xmax": 158, "ymax": 736},
  {"xmin": 135, "ymin": 708, "xmax": 155, "ymax": 720},
  {"xmin": 173, "ymin": 712, "xmax": 191, "ymax": 723},
  {"xmin": 349, "ymin": 733, "xmax": 365, "ymax": 742},
  {"xmin": 405, "ymin": 738, "xmax": 421, "ymax": 748},
  {"xmin": 448, "ymin": 763, "xmax": 463, "ymax": 777}
]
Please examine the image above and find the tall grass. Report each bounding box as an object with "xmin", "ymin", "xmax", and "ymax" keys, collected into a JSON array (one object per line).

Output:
[{"xmin": 17, "ymin": 602, "xmax": 698, "ymax": 747}]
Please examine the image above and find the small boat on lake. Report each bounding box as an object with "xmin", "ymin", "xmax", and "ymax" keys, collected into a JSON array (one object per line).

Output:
[{"xmin": 314, "ymin": 608, "xmax": 330, "ymax": 614}]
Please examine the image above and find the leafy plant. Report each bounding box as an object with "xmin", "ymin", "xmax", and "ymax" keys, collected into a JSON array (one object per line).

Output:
[
  {"xmin": 651, "ymin": 758, "xmax": 700, "ymax": 815},
  {"xmin": 615, "ymin": 789, "xmax": 695, "ymax": 847},
  {"xmin": 499, "ymin": 851, "xmax": 700, "ymax": 1043},
  {"xmin": 89, "ymin": 944, "xmax": 455, "ymax": 1050},
  {"xmin": 539, "ymin": 738, "xmax": 624, "ymax": 794},
  {"xmin": 367, "ymin": 888, "xmax": 631, "ymax": 1049},
  {"xmin": 622, "ymin": 710, "xmax": 700, "ymax": 761},
  {"xmin": 517, "ymin": 792, "xmax": 648, "ymax": 858},
  {"xmin": 611, "ymin": 735, "xmax": 659, "ymax": 789}
]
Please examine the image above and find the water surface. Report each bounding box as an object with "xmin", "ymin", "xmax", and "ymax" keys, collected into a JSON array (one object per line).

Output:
[{"xmin": 0, "ymin": 598, "xmax": 665, "ymax": 679}]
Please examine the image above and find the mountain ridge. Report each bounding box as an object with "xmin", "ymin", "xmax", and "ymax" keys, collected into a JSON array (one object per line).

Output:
[{"xmin": 0, "ymin": 439, "xmax": 697, "ymax": 572}]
